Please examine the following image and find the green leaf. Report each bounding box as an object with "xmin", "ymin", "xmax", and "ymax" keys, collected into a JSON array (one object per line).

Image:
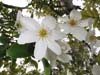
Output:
[
  {"xmin": 0, "ymin": 45, "xmax": 6, "ymax": 57},
  {"xmin": 96, "ymin": 52, "xmax": 100, "ymax": 65},
  {"xmin": 6, "ymin": 43, "xmax": 32, "ymax": 59},
  {"xmin": 42, "ymin": 58, "xmax": 51, "ymax": 75},
  {"xmin": 0, "ymin": 36, "xmax": 8, "ymax": 44}
]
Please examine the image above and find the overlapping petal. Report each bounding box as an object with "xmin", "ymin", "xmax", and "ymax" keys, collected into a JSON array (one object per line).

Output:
[
  {"xmin": 57, "ymin": 54, "xmax": 72, "ymax": 63},
  {"xmin": 18, "ymin": 30, "xmax": 38, "ymax": 44},
  {"xmin": 42, "ymin": 16, "xmax": 56, "ymax": 30},
  {"xmin": 20, "ymin": 16, "xmax": 40, "ymax": 31},
  {"xmin": 16, "ymin": 11, "xmax": 22, "ymax": 23},
  {"xmin": 70, "ymin": 10, "xmax": 81, "ymax": 21},
  {"xmin": 34, "ymin": 39, "xmax": 47, "ymax": 60},
  {"xmin": 59, "ymin": 23, "xmax": 71, "ymax": 34},
  {"xmin": 78, "ymin": 18, "xmax": 92, "ymax": 27},
  {"xmin": 47, "ymin": 39, "xmax": 61, "ymax": 55},
  {"xmin": 50, "ymin": 30, "xmax": 66, "ymax": 40},
  {"xmin": 59, "ymin": 16, "xmax": 69, "ymax": 23},
  {"xmin": 46, "ymin": 50, "xmax": 57, "ymax": 67},
  {"xmin": 71, "ymin": 26, "xmax": 87, "ymax": 41}
]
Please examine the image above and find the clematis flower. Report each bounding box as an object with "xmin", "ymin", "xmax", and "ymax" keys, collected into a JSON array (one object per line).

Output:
[
  {"xmin": 16, "ymin": 14, "xmax": 65, "ymax": 60},
  {"xmin": 92, "ymin": 65, "xmax": 100, "ymax": 75},
  {"xmin": 86, "ymin": 30, "xmax": 100, "ymax": 48},
  {"xmin": 46, "ymin": 41, "xmax": 72, "ymax": 67},
  {"xmin": 59, "ymin": 9, "xmax": 90, "ymax": 41}
]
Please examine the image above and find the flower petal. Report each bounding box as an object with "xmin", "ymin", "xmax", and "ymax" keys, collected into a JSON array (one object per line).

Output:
[
  {"xmin": 34, "ymin": 39, "xmax": 47, "ymax": 60},
  {"xmin": 50, "ymin": 30, "xmax": 66, "ymax": 40},
  {"xmin": 42, "ymin": 16, "xmax": 56, "ymax": 30},
  {"xmin": 70, "ymin": 9, "xmax": 81, "ymax": 21},
  {"xmin": 20, "ymin": 16, "xmax": 40, "ymax": 31},
  {"xmin": 58, "ymin": 16, "xmax": 69, "ymax": 23},
  {"xmin": 95, "ymin": 40, "xmax": 100, "ymax": 47},
  {"xmin": 78, "ymin": 18, "xmax": 93, "ymax": 27},
  {"xmin": 57, "ymin": 54, "xmax": 72, "ymax": 63},
  {"xmin": 46, "ymin": 50, "xmax": 57, "ymax": 67},
  {"xmin": 47, "ymin": 39, "xmax": 61, "ymax": 55},
  {"xmin": 88, "ymin": 18, "xmax": 94, "ymax": 29},
  {"xmin": 92, "ymin": 65, "xmax": 100, "ymax": 75},
  {"xmin": 56, "ymin": 41, "xmax": 70, "ymax": 52},
  {"xmin": 2, "ymin": 0, "xmax": 31, "ymax": 7},
  {"xmin": 59, "ymin": 23, "xmax": 71, "ymax": 34},
  {"xmin": 16, "ymin": 11, "xmax": 22, "ymax": 23},
  {"xmin": 71, "ymin": 26, "xmax": 87, "ymax": 41},
  {"xmin": 15, "ymin": 11, "xmax": 25, "ymax": 33},
  {"xmin": 18, "ymin": 31, "xmax": 38, "ymax": 44}
]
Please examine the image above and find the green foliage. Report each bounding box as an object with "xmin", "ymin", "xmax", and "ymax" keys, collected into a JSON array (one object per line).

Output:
[
  {"xmin": 7, "ymin": 43, "xmax": 33, "ymax": 59},
  {"xmin": 42, "ymin": 58, "xmax": 51, "ymax": 75}
]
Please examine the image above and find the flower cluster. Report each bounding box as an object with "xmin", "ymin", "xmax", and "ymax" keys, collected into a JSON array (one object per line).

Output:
[{"xmin": 15, "ymin": 9, "xmax": 100, "ymax": 65}]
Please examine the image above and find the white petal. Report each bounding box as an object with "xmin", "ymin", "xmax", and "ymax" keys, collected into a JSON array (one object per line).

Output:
[
  {"xmin": 2, "ymin": 0, "xmax": 31, "ymax": 7},
  {"xmin": 71, "ymin": 27, "xmax": 87, "ymax": 41},
  {"xmin": 86, "ymin": 30, "xmax": 96, "ymax": 44},
  {"xmin": 42, "ymin": 16, "xmax": 56, "ymax": 30},
  {"xmin": 59, "ymin": 23, "xmax": 71, "ymax": 34},
  {"xmin": 50, "ymin": 30, "xmax": 66, "ymax": 40},
  {"xmin": 20, "ymin": 16, "xmax": 40, "ymax": 31},
  {"xmin": 47, "ymin": 39, "xmax": 61, "ymax": 55},
  {"xmin": 78, "ymin": 18, "xmax": 93, "ymax": 27},
  {"xmin": 18, "ymin": 31, "xmax": 38, "ymax": 44},
  {"xmin": 88, "ymin": 18, "xmax": 94, "ymax": 29},
  {"xmin": 16, "ymin": 11, "xmax": 22, "ymax": 23},
  {"xmin": 57, "ymin": 54, "xmax": 72, "ymax": 63},
  {"xmin": 70, "ymin": 9, "xmax": 81, "ymax": 21},
  {"xmin": 56, "ymin": 41, "xmax": 71, "ymax": 52},
  {"xmin": 15, "ymin": 11, "xmax": 22, "ymax": 29},
  {"xmin": 58, "ymin": 16, "xmax": 69, "ymax": 23},
  {"xmin": 46, "ymin": 50, "xmax": 57, "ymax": 67},
  {"xmin": 92, "ymin": 65, "xmax": 100, "ymax": 75},
  {"xmin": 95, "ymin": 40, "xmax": 100, "ymax": 47},
  {"xmin": 34, "ymin": 39, "xmax": 47, "ymax": 60},
  {"xmin": 15, "ymin": 11, "xmax": 26, "ymax": 33}
]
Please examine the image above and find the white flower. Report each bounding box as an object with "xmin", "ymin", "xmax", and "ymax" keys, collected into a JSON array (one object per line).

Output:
[
  {"xmin": 17, "ymin": 15, "xmax": 65, "ymax": 60},
  {"xmin": 46, "ymin": 41, "xmax": 72, "ymax": 67},
  {"xmin": 59, "ymin": 10, "xmax": 90, "ymax": 41},
  {"xmin": 86, "ymin": 30, "xmax": 100, "ymax": 48},
  {"xmin": 92, "ymin": 65, "xmax": 100, "ymax": 75},
  {"xmin": 2, "ymin": 0, "xmax": 31, "ymax": 7}
]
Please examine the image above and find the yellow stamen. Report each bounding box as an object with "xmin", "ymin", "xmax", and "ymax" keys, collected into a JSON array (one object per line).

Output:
[
  {"xmin": 39, "ymin": 28, "xmax": 48, "ymax": 38},
  {"xmin": 68, "ymin": 19, "xmax": 77, "ymax": 27}
]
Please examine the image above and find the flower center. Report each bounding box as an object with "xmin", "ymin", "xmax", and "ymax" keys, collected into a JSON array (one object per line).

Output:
[
  {"xmin": 16, "ymin": 23, "xmax": 22, "ymax": 28},
  {"xmin": 39, "ymin": 28, "xmax": 48, "ymax": 38},
  {"xmin": 68, "ymin": 19, "xmax": 77, "ymax": 27}
]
